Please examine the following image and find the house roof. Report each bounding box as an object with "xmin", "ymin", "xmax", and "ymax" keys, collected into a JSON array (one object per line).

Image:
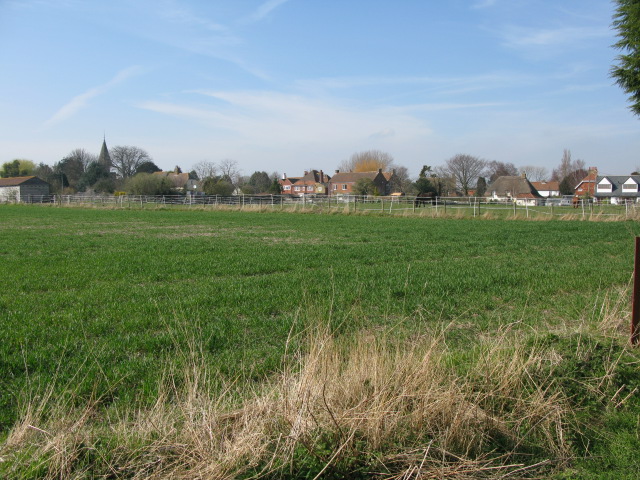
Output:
[
  {"xmin": 331, "ymin": 170, "xmax": 387, "ymax": 183},
  {"xmin": 489, "ymin": 175, "xmax": 542, "ymax": 198},
  {"xmin": 300, "ymin": 170, "xmax": 330, "ymax": 183},
  {"xmin": 595, "ymin": 175, "xmax": 640, "ymax": 196},
  {"xmin": 0, "ymin": 176, "xmax": 49, "ymax": 187},
  {"xmin": 530, "ymin": 181, "xmax": 559, "ymax": 191}
]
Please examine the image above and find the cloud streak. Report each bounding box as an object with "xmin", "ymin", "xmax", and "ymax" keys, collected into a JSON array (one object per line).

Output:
[
  {"xmin": 242, "ymin": 0, "xmax": 291, "ymax": 24},
  {"xmin": 44, "ymin": 66, "xmax": 142, "ymax": 127}
]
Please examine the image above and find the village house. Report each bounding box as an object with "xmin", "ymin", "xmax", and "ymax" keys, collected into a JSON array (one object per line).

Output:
[
  {"xmin": 328, "ymin": 169, "xmax": 393, "ymax": 196},
  {"xmin": 594, "ymin": 174, "xmax": 640, "ymax": 204},
  {"xmin": 279, "ymin": 170, "xmax": 330, "ymax": 196},
  {"xmin": 530, "ymin": 181, "xmax": 560, "ymax": 198},
  {"xmin": 486, "ymin": 174, "xmax": 544, "ymax": 206},
  {"xmin": 574, "ymin": 167, "xmax": 598, "ymax": 197},
  {"xmin": 0, "ymin": 176, "xmax": 50, "ymax": 202}
]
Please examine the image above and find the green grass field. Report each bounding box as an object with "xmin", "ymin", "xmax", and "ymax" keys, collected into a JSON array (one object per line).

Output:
[{"xmin": 1, "ymin": 205, "xmax": 639, "ymax": 478}]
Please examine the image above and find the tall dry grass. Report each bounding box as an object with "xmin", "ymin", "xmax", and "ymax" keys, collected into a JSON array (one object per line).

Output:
[{"xmin": 0, "ymin": 320, "xmax": 575, "ymax": 479}]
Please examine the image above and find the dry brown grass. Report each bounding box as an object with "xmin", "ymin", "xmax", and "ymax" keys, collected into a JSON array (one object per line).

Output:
[{"xmin": 0, "ymin": 320, "xmax": 574, "ymax": 479}]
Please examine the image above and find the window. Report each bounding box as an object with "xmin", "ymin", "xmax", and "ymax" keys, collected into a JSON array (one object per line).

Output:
[
  {"xmin": 294, "ymin": 186, "xmax": 300, "ymax": 191},
  {"xmin": 307, "ymin": 186, "xmax": 313, "ymax": 191},
  {"xmin": 342, "ymin": 184, "xmax": 348, "ymax": 190},
  {"xmin": 333, "ymin": 184, "xmax": 337, "ymax": 191},
  {"xmin": 598, "ymin": 183, "xmax": 612, "ymax": 193},
  {"xmin": 284, "ymin": 185, "xmax": 291, "ymax": 191}
]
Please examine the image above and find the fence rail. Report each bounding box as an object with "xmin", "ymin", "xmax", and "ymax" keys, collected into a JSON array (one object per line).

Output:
[{"xmin": 5, "ymin": 194, "xmax": 639, "ymax": 219}]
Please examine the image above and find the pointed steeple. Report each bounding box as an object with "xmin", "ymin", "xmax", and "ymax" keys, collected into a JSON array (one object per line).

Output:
[{"xmin": 98, "ymin": 137, "xmax": 111, "ymax": 168}]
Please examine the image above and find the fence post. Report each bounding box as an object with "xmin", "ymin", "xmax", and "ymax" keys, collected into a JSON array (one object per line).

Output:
[
  {"xmin": 513, "ymin": 201, "xmax": 516, "ymax": 216},
  {"xmin": 632, "ymin": 237, "xmax": 640, "ymax": 346}
]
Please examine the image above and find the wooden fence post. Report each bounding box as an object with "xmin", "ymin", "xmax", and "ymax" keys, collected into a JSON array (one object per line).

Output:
[{"xmin": 632, "ymin": 237, "xmax": 640, "ymax": 346}]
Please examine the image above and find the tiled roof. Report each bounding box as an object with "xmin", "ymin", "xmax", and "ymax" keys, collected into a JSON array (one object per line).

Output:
[
  {"xmin": 331, "ymin": 171, "xmax": 383, "ymax": 183},
  {"xmin": 531, "ymin": 181, "xmax": 559, "ymax": 191},
  {"xmin": 0, "ymin": 176, "xmax": 46, "ymax": 187}
]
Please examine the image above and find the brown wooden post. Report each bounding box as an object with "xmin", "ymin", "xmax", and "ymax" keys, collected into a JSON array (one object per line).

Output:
[{"xmin": 632, "ymin": 237, "xmax": 640, "ymax": 346}]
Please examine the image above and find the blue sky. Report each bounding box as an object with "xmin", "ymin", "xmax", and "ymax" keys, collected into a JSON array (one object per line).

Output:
[{"xmin": 1, "ymin": 0, "xmax": 637, "ymax": 178}]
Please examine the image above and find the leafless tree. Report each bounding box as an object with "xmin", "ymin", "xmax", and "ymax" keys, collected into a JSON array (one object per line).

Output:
[
  {"xmin": 486, "ymin": 160, "xmax": 518, "ymax": 183},
  {"xmin": 388, "ymin": 165, "xmax": 413, "ymax": 193},
  {"xmin": 66, "ymin": 148, "xmax": 97, "ymax": 170},
  {"xmin": 519, "ymin": 165, "xmax": 549, "ymax": 182},
  {"xmin": 192, "ymin": 160, "xmax": 218, "ymax": 181},
  {"xmin": 338, "ymin": 150, "xmax": 395, "ymax": 172},
  {"xmin": 442, "ymin": 154, "xmax": 487, "ymax": 196},
  {"xmin": 551, "ymin": 149, "xmax": 586, "ymax": 187},
  {"xmin": 218, "ymin": 158, "xmax": 241, "ymax": 186},
  {"xmin": 110, "ymin": 146, "xmax": 152, "ymax": 179}
]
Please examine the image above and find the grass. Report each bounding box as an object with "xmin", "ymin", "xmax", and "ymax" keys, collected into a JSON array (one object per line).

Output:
[{"xmin": 0, "ymin": 204, "xmax": 639, "ymax": 478}]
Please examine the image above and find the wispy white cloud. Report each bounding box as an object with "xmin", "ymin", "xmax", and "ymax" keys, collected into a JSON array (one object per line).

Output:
[
  {"xmin": 44, "ymin": 66, "xmax": 143, "ymax": 127},
  {"xmin": 472, "ymin": 0, "xmax": 498, "ymax": 9},
  {"xmin": 500, "ymin": 25, "xmax": 610, "ymax": 48},
  {"xmin": 242, "ymin": 0, "xmax": 291, "ymax": 24},
  {"xmin": 158, "ymin": 2, "xmax": 228, "ymax": 32},
  {"xmin": 138, "ymin": 89, "xmax": 433, "ymax": 148}
]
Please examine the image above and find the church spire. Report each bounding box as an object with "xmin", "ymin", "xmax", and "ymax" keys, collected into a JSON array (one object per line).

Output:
[{"xmin": 98, "ymin": 136, "xmax": 111, "ymax": 168}]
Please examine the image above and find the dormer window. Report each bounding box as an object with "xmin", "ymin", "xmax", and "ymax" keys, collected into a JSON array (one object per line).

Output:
[
  {"xmin": 598, "ymin": 178, "xmax": 612, "ymax": 193},
  {"xmin": 623, "ymin": 178, "xmax": 638, "ymax": 192}
]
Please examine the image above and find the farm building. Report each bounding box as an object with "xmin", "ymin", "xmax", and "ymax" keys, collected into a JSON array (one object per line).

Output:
[{"xmin": 0, "ymin": 176, "xmax": 50, "ymax": 202}]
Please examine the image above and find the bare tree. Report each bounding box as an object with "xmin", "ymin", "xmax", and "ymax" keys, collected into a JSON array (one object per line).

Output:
[
  {"xmin": 443, "ymin": 154, "xmax": 487, "ymax": 196},
  {"xmin": 110, "ymin": 146, "xmax": 152, "ymax": 179},
  {"xmin": 67, "ymin": 148, "xmax": 97, "ymax": 170},
  {"xmin": 218, "ymin": 158, "xmax": 241, "ymax": 187},
  {"xmin": 486, "ymin": 160, "xmax": 518, "ymax": 183},
  {"xmin": 519, "ymin": 165, "xmax": 549, "ymax": 182},
  {"xmin": 192, "ymin": 160, "xmax": 218, "ymax": 181},
  {"xmin": 339, "ymin": 150, "xmax": 395, "ymax": 172},
  {"xmin": 388, "ymin": 165, "xmax": 413, "ymax": 193},
  {"xmin": 551, "ymin": 149, "xmax": 587, "ymax": 188}
]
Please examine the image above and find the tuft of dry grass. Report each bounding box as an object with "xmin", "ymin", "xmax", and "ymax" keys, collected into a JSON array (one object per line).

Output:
[{"xmin": 0, "ymin": 320, "xmax": 574, "ymax": 479}]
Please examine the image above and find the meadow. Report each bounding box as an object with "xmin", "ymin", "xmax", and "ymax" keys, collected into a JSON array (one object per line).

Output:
[{"xmin": 0, "ymin": 204, "xmax": 639, "ymax": 478}]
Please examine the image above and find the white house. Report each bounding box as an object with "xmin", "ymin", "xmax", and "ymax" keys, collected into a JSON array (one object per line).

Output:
[{"xmin": 594, "ymin": 175, "xmax": 640, "ymax": 204}]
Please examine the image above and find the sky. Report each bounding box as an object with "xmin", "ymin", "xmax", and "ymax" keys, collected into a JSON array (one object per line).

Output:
[{"xmin": 1, "ymin": 0, "xmax": 638, "ymax": 179}]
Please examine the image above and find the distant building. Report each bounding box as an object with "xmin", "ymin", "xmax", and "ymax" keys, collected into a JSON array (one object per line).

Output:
[
  {"xmin": 328, "ymin": 169, "xmax": 393, "ymax": 196},
  {"xmin": 594, "ymin": 174, "xmax": 640, "ymax": 204},
  {"xmin": 487, "ymin": 175, "xmax": 543, "ymax": 205},
  {"xmin": 530, "ymin": 181, "xmax": 560, "ymax": 198},
  {"xmin": 574, "ymin": 167, "xmax": 598, "ymax": 197},
  {"xmin": 0, "ymin": 176, "xmax": 50, "ymax": 202},
  {"xmin": 279, "ymin": 170, "xmax": 330, "ymax": 196}
]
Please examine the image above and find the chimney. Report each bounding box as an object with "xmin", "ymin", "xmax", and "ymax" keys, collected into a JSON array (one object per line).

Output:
[
  {"xmin": 304, "ymin": 171, "xmax": 308, "ymax": 176},
  {"xmin": 335, "ymin": 169, "xmax": 339, "ymax": 174},
  {"xmin": 320, "ymin": 170, "xmax": 324, "ymax": 181},
  {"xmin": 588, "ymin": 167, "xmax": 598, "ymax": 174},
  {"xmin": 378, "ymin": 168, "xmax": 382, "ymax": 173},
  {"xmin": 282, "ymin": 173, "xmax": 287, "ymax": 180},
  {"xmin": 521, "ymin": 172, "xmax": 527, "ymax": 178}
]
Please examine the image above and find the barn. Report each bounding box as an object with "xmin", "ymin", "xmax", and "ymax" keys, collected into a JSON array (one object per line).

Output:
[{"xmin": 0, "ymin": 176, "xmax": 51, "ymax": 202}]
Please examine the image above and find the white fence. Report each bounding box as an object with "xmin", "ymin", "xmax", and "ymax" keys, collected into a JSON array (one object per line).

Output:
[{"xmin": 7, "ymin": 194, "xmax": 639, "ymax": 219}]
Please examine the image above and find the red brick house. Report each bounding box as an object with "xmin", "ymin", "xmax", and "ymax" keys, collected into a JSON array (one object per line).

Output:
[
  {"xmin": 328, "ymin": 169, "xmax": 393, "ymax": 196},
  {"xmin": 574, "ymin": 167, "xmax": 598, "ymax": 197},
  {"xmin": 279, "ymin": 170, "xmax": 330, "ymax": 196}
]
